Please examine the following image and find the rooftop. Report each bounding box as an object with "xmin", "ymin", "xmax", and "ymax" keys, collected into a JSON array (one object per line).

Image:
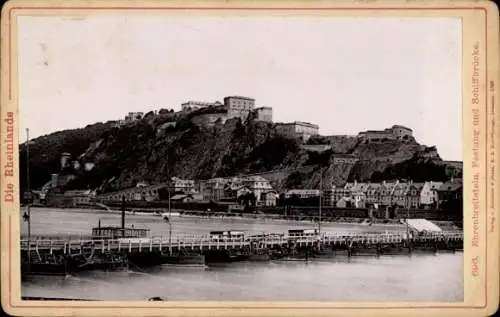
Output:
[
  {"xmin": 224, "ymin": 96, "xmax": 256, "ymax": 101},
  {"xmin": 255, "ymin": 106, "xmax": 272, "ymax": 110},
  {"xmin": 276, "ymin": 121, "xmax": 319, "ymax": 129},
  {"xmin": 392, "ymin": 125, "xmax": 413, "ymax": 131}
]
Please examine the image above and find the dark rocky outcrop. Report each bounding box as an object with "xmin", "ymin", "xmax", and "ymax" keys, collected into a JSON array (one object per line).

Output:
[{"xmin": 19, "ymin": 114, "xmax": 461, "ymax": 195}]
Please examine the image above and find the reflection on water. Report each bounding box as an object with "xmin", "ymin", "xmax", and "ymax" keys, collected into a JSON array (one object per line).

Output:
[
  {"xmin": 20, "ymin": 208, "xmax": 464, "ymax": 302},
  {"xmin": 22, "ymin": 254, "xmax": 463, "ymax": 302}
]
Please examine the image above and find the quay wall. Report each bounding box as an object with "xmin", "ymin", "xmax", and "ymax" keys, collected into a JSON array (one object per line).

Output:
[{"xmin": 101, "ymin": 200, "xmax": 461, "ymax": 221}]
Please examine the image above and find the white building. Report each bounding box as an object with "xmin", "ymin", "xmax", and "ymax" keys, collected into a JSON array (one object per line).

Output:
[
  {"xmin": 224, "ymin": 96, "xmax": 256, "ymax": 121},
  {"xmin": 285, "ymin": 189, "xmax": 321, "ymax": 199},
  {"xmin": 357, "ymin": 125, "xmax": 413, "ymax": 142},
  {"xmin": 275, "ymin": 121, "xmax": 319, "ymax": 142},
  {"xmin": 420, "ymin": 181, "xmax": 443, "ymax": 208},
  {"xmin": 254, "ymin": 107, "xmax": 273, "ymax": 122},
  {"xmin": 170, "ymin": 177, "xmax": 196, "ymax": 194},
  {"xmin": 241, "ymin": 175, "xmax": 274, "ymax": 206},
  {"xmin": 124, "ymin": 112, "xmax": 144, "ymax": 122}
]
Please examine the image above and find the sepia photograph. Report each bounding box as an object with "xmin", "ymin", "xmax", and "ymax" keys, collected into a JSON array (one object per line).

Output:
[{"xmin": 1, "ymin": 1, "xmax": 498, "ymax": 316}]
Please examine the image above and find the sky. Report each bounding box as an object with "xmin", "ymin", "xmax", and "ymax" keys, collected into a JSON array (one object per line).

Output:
[{"xmin": 17, "ymin": 14, "xmax": 462, "ymax": 160}]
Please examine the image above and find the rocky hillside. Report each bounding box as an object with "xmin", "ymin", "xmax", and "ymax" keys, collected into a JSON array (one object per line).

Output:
[{"xmin": 20, "ymin": 114, "xmax": 462, "ymax": 194}]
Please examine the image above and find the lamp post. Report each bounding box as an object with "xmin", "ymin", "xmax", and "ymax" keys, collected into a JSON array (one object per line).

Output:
[
  {"xmin": 166, "ymin": 152, "xmax": 173, "ymax": 253},
  {"xmin": 318, "ymin": 170, "xmax": 322, "ymax": 234},
  {"xmin": 168, "ymin": 188, "xmax": 172, "ymax": 253},
  {"xmin": 26, "ymin": 128, "xmax": 32, "ymax": 270},
  {"xmin": 406, "ymin": 204, "xmax": 410, "ymax": 240}
]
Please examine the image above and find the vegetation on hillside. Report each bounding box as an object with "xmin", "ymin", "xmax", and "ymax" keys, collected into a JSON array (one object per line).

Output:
[{"xmin": 20, "ymin": 115, "xmax": 460, "ymax": 194}]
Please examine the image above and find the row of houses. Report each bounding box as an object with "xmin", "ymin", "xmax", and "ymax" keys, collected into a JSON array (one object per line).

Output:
[
  {"xmin": 98, "ymin": 177, "xmax": 197, "ymax": 203},
  {"xmin": 329, "ymin": 179, "xmax": 462, "ymax": 209},
  {"xmin": 94, "ymin": 175, "xmax": 281, "ymax": 207},
  {"xmin": 199, "ymin": 176, "xmax": 279, "ymax": 206},
  {"xmin": 94, "ymin": 175, "xmax": 461, "ymax": 211}
]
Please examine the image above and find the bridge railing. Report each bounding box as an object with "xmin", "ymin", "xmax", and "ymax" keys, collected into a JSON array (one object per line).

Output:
[{"xmin": 20, "ymin": 231, "xmax": 464, "ymax": 251}]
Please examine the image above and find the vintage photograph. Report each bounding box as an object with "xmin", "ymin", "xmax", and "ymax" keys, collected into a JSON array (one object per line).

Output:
[{"xmin": 15, "ymin": 12, "xmax": 465, "ymax": 302}]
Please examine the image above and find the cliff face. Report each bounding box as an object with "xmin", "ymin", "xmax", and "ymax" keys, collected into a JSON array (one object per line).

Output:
[{"xmin": 20, "ymin": 115, "xmax": 461, "ymax": 194}]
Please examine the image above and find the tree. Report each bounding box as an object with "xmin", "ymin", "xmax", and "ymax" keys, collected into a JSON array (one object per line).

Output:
[{"xmin": 284, "ymin": 171, "xmax": 305, "ymax": 189}]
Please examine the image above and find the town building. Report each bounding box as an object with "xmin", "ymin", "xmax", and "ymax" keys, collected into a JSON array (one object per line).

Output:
[
  {"xmin": 437, "ymin": 179, "xmax": 463, "ymax": 207},
  {"xmin": 420, "ymin": 181, "xmax": 443, "ymax": 208},
  {"xmin": 63, "ymin": 189, "xmax": 95, "ymax": 206},
  {"xmin": 344, "ymin": 182, "xmax": 370, "ymax": 208},
  {"xmin": 124, "ymin": 112, "xmax": 144, "ymax": 123},
  {"xmin": 323, "ymin": 186, "xmax": 335, "ymax": 206},
  {"xmin": 405, "ymin": 182, "xmax": 425, "ymax": 209},
  {"xmin": 351, "ymin": 191, "xmax": 366, "ymax": 208},
  {"xmin": 378, "ymin": 181, "xmax": 399, "ymax": 206},
  {"xmin": 391, "ymin": 181, "xmax": 408, "ymax": 207},
  {"xmin": 200, "ymin": 175, "xmax": 276, "ymax": 206},
  {"xmin": 202, "ymin": 178, "xmax": 229, "ymax": 201},
  {"xmin": 357, "ymin": 125, "xmax": 413, "ymax": 142},
  {"xmin": 224, "ymin": 96, "xmax": 256, "ymax": 121},
  {"xmin": 235, "ymin": 185, "xmax": 252, "ymax": 200},
  {"xmin": 254, "ymin": 107, "xmax": 273, "ymax": 122},
  {"xmin": 391, "ymin": 125, "xmax": 413, "ymax": 139},
  {"xmin": 275, "ymin": 121, "xmax": 319, "ymax": 142},
  {"xmin": 170, "ymin": 177, "xmax": 196, "ymax": 194},
  {"xmin": 241, "ymin": 176, "xmax": 275, "ymax": 206},
  {"xmin": 187, "ymin": 96, "xmax": 274, "ymax": 127},
  {"xmin": 365, "ymin": 183, "xmax": 382, "ymax": 206},
  {"xmin": 319, "ymin": 179, "xmax": 450, "ymax": 211},
  {"xmin": 336, "ymin": 197, "xmax": 352, "ymax": 208},
  {"xmin": 331, "ymin": 185, "xmax": 351, "ymax": 206},
  {"xmin": 97, "ymin": 183, "xmax": 169, "ymax": 203},
  {"xmin": 284, "ymin": 189, "xmax": 321, "ymax": 199}
]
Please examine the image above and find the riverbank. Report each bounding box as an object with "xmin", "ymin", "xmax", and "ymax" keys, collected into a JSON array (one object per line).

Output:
[{"xmin": 22, "ymin": 206, "xmax": 462, "ymax": 234}]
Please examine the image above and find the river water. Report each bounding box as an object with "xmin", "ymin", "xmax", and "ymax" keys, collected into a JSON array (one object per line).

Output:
[{"xmin": 20, "ymin": 208, "xmax": 463, "ymax": 302}]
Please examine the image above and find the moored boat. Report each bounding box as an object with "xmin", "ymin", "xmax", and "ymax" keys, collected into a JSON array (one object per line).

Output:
[{"xmin": 162, "ymin": 254, "xmax": 205, "ymax": 266}]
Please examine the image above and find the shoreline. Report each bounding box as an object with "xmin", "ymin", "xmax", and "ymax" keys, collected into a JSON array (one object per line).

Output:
[
  {"xmin": 22, "ymin": 206, "xmax": 462, "ymax": 234},
  {"xmin": 25, "ymin": 206, "xmax": 406, "ymax": 226}
]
